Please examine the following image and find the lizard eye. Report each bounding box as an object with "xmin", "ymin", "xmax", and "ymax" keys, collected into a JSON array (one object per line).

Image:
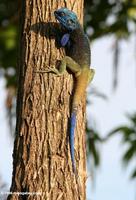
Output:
[
  {"xmin": 67, "ymin": 19, "xmax": 74, "ymax": 25},
  {"xmin": 60, "ymin": 12, "xmax": 65, "ymax": 16}
]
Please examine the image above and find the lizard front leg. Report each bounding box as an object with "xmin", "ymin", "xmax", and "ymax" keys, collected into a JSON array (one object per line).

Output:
[{"xmin": 35, "ymin": 56, "xmax": 81, "ymax": 76}]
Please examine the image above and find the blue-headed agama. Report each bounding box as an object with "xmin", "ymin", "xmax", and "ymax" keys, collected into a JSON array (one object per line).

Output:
[{"xmin": 36, "ymin": 8, "xmax": 95, "ymax": 174}]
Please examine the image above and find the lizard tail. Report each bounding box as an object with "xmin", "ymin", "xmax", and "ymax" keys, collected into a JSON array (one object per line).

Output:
[{"xmin": 70, "ymin": 110, "xmax": 77, "ymax": 173}]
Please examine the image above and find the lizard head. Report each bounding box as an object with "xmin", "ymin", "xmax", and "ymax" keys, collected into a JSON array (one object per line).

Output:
[{"xmin": 54, "ymin": 8, "xmax": 80, "ymax": 32}]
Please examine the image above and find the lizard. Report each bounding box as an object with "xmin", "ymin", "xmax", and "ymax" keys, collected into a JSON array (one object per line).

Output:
[{"xmin": 36, "ymin": 8, "xmax": 95, "ymax": 173}]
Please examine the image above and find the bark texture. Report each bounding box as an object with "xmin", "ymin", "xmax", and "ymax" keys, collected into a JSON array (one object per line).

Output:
[{"xmin": 8, "ymin": 0, "xmax": 87, "ymax": 199}]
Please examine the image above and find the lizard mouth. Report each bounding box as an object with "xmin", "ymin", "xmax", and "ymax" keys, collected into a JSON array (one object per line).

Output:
[{"xmin": 54, "ymin": 11, "xmax": 67, "ymax": 29}]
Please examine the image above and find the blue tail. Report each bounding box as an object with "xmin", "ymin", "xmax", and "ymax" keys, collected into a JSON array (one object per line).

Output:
[{"xmin": 70, "ymin": 111, "xmax": 76, "ymax": 173}]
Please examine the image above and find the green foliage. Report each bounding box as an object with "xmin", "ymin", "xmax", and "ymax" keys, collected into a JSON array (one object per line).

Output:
[
  {"xmin": 86, "ymin": 126, "xmax": 104, "ymax": 167},
  {"xmin": 84, "ymin": 0, "xmax": 136, "ymax": 89},
  {"xmin": 107, "ymin": 113, "xmax": 136, "ymax": 179},
  {"xmin": 84, "ymin": 0, "xmax": 136, "ymax": 40},
  {"xmin": 0, "ymin": 0, "xmax": 18, "ymax": 87}
]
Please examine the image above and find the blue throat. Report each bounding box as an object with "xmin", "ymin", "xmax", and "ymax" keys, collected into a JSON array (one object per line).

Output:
[{"xmin": 61, "ymin": 33, "xmax": 70, "ymax": 46}]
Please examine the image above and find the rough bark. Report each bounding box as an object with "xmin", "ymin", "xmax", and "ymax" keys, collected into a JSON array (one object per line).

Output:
[{"xmin": 8, "ymin": 0, "xmax": 87, "ymax": 199}]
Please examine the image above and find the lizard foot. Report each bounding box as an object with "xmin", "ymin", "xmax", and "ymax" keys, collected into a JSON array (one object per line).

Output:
[{"xmin": 34, "ymin": 67, "xmax": 64, "ymax": 76}]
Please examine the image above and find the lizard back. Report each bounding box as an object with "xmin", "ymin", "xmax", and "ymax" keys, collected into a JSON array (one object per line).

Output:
[{"xmin": 66, "ymin": 26, "xmax": 91, "ymax": 67}]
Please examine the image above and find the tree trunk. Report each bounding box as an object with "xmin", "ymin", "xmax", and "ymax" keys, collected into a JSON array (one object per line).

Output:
[{"xmin": 8, "ymin": 0, "xmax": 87, "ymax": 199}]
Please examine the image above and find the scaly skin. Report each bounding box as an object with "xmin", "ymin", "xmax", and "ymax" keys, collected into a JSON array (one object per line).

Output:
[
  {"xmin": 36, "ymin": 8, "xmax": 95, "ymax": 173},
  {"xmin": 54, "ymin": 8, "xmax": 94, "ymax": 174}
]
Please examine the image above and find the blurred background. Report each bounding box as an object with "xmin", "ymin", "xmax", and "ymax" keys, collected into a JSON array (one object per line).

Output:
[{"xmin": 0, "ymin": 0, "xmax": 136, "ymax": 199}]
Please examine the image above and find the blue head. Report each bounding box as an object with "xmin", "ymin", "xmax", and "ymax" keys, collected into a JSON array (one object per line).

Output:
[{"xmin": 54, "ymin": 8, "xmax": 79, "ymax": 32}]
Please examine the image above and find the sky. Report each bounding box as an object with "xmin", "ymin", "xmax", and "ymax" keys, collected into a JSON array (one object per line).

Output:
[
  {"xmin": 0, "ymin": 78, "xmax": 13, "ymax": 186},
  {"xmin": 86, "ymin": 35, "xmax": 136, "ymax": 200},
  {"xmin": 0, "ymin": 35, "xmax": 136, "ymax": 200}
]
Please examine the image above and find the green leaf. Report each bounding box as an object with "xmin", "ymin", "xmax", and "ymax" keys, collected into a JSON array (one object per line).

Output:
[
  {"xmin": 131, "ymin": 169, "xmax": 136, "ymax": 179},
  {"xmin": 123, "ymin": 143, "xmax": 136, "ymax": 164}
]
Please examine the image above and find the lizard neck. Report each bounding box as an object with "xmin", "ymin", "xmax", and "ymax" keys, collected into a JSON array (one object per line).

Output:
[
  {"xmin": 67, "ymin": 23, "xmax": 91, "ymax": 66},
  {"xmin": 70, "ymin": 23, "xmax": 85, "ymax": 42}
]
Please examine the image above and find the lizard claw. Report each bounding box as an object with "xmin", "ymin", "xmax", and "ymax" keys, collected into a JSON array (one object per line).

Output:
[
  {"xmin": 34, "ymin": 67, "xmax": 64, "ymax": 76},
  {"xmin": 34, "ymin": 67, "xmax": 54, "ymax": 73}
]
